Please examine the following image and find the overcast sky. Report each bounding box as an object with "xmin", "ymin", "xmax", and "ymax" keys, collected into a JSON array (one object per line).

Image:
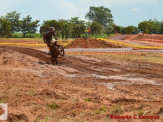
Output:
[{"xmin": 0, "ymin": 0, "xmax": 163, "ymax": 27}]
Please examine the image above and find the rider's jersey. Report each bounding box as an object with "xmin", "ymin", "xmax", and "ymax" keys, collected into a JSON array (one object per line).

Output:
[{"xmin": 43, "ymin": 31, "xmax": 57, "ymax": 42}]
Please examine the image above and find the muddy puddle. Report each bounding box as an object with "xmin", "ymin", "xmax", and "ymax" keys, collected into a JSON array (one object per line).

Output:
[{"xmin": 67, "ymin": 74, "xmax": 163, "ymax": 90}]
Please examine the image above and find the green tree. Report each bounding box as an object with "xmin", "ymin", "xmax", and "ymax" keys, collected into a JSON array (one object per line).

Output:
[
  {"xmin": 91, "ymin": 21, "xmax": 103, "ymax": 35},
  {"xmin": 70, "ymin": 17, "xmax": 85, "ymax": 38},
  {"xmin": 44, "ymin": 20, "xmax": 60, "ymax": 30},
  {"xmin": 114, "ymin": 25, "xmax": 121, "ymax": 33},
  {"xmin": 19, "ymin": 15, "xmax": 39, "ymax": 37},
  {"xmin": 58, "ymin": 20, "xmax": 72, "ymax": 39},
  {"xmin": 29, "ymin": 20, "xmax": 40, "ymax": 37},
  {"xmin": 40, "ymin": 25, "xmax": 49, "ymax": 35},
  {"xmin": 2, "ymin": 11, "xmax": 20, "ymax": 33},
  {"xmin": 0, "ymin": 18, "xmax": 12, "ymax": 37},
  {"xmin": 85, "ymin": 6, "xmax": 113, "ymax": 26},
  {"xmin": 40, "ymin": 20, "xmax": 60, "ymax": 36},
  {"xmin": 123, "ymin": 26, "xmax": 138, "ymax": 34},
  {"xmin": 138, "ymin": 19, "xmax": 162, "ymax": 34},
  {"xmin": 119, "ymin": 26, "xmax": 125, "ymax": 34},
  {"xmin": 149, "ymin": 19, "xmax": 161, "ymax": 34},
  {"xmin": 105, "ymin": 23, "xmax": 115, "ymax": 35},
  {"xmin": 138, "ymin": 21, "xmax": 152, "ymax": 34},
  {"xmin": 85, "ymin": 21, "xmax": 93, "ymax": 28},
  {"xmin": 160, "ymin": 21, "xmax": 163, "ymax": 34},
  {"xmin": 69, "ymin": 17, "xmax": 84, "ymax": 24},
  {"xmin": 71, "ymin": 24, "xmax": 85, "ymax": 38}
]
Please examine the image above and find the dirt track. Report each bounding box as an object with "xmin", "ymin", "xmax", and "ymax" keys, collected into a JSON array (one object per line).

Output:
[
  {"xmin": 109, "ymin": 34, "xmax": 138, "ymax": 40},
  {"xmin": 109, "ymin": 34, "xmax": 163, "ymax": 47},
  {"xmin": 0, "ymin": 46, "xmax": 163, "ymax": 122}
]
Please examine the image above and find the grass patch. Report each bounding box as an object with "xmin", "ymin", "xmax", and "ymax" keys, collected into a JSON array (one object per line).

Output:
[
  {"xmin": 84, "ymin": 98, "xmax": 92, "ymax": 102},
  {"xmin": 28, "ymin": 90, "xmax": 36, "ymax": 95},
  {"xmin": 0, "ymin": 100, "xmax": 4, "ymax": 103},
  {"xmin": 136, "ymin": 104, "xmax": 145, "ymax": 115},
  {"xmin": 93, "ymin": 53, "xmax": 163, "ymax": 65},
  {"xmin": 137, "ymin": 110, "xmax": 144, "ymax": 115},
  {"xmin": 95, "ymin": 107, "xmax": 107, "ymax": 114},
  {"xmin": 74, "ymin": 98, "xmax": 79, "ymax": 103},
  {"xmin": 47, "ymin": 101, "xmax": 59, "ymax": 110},
  {"xmin": 17, "ymin": 120, "xmax": 25, "ymax": 122},
  {"xmin": 33, "ymin": 118, "xmax": 40, "ymax": 122},
  {"xmin": 12, "ymin": 33, "xmax": 42, "ymax": 38}
]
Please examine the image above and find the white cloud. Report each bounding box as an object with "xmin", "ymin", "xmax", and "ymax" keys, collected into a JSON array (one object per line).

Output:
[
  {"xmin": 57, "ymin": 0, "xmax": 86, "ymax": 19},
  {"xmin": 55, "ymin": 0, "xmax": 160, "ymax": 20}
]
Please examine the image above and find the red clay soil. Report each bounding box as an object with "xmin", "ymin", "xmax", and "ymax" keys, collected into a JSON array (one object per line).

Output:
[
  {"xmin": 110, "ymin": 34, "xmax": 163, "ymax": 42},
  {"xmin": 0, "ymin": 46, "xmax": 163, "ymax": 121},
  {"xmin": 108, "ymin": 34, "xmax": 163, "ymax": 47},
  {"xmin": 66, "ymin": 38, "xmax": 121, "ymax": 48},
  {"xmin": 137, "ymin": 34, "xmax": 163, "ymax": 43},
  {"xmin": 144, "ymin": 34, "xmax": 163, "ymax": 40}
]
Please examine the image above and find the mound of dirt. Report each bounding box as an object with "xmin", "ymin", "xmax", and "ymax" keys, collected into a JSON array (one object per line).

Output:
[{"xmin": 66, "ymin": 38, "xmax": 121, "ymax": 48}]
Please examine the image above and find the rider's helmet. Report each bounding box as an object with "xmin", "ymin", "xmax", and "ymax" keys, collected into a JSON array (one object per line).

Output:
[{"xmin": 49, "ymin": 27, "xmax": 55, "ymax": 32}]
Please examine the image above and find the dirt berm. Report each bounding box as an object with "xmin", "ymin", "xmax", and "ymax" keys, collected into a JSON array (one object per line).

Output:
[{"xmin": 66, "ymin": 38, "xmax": 121, "ymax": 48}]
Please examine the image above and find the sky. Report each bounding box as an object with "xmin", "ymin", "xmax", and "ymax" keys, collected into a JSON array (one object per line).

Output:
[{"xmin": 0, "ymin": 0, "xmax": 163, "ymax": 27}]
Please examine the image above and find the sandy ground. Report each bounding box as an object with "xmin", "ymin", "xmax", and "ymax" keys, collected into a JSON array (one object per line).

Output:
[{"xmin": 0, "ymin": 46, "xmax": 163, "ymax": 122}]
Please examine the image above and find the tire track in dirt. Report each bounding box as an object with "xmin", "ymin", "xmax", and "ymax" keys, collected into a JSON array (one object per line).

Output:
[
  {"xmin": 0, "ymin": 46, "xmax": 51, "ymax": 64},
  {"xmin": 0, "ymin": 46, "xmax": 123, "ymax": 75},
  {"xmin": 0, "ymin": 45, "xmax": 163, "ymax": 79}
]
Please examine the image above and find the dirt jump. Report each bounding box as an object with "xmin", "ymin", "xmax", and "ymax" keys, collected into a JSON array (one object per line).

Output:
[
  {"xmin": 66, "ymin": 38, "xmax": 122, "ymax": 48},
  {"xmin": 0, "ymin": 45, "xmax": 163, "ymax": 122}
]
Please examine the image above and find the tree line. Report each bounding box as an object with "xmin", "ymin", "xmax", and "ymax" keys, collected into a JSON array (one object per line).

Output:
[
  {"xmin": 0, "ymin": 11, "xmax": 39, "ymax": 37},
  {"xmin": 0, "ymin": 6, "xmax": 163, "ymax": 38}
]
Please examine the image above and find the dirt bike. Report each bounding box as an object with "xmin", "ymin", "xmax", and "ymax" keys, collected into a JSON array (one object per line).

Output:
[{"xmin": 50, "ymin": 40, "xmax": 65, "ymax": 65}]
